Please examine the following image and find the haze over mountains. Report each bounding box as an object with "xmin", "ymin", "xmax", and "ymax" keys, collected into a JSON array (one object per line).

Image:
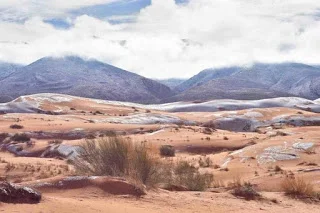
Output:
[{"xmin": 0, "ymin": 57, "xmax": 320, "ymax": 103}]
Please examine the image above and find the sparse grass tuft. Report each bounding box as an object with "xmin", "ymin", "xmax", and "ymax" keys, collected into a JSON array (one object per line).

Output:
[{"xmin": 198, "ymin": 156, "xmax": 213, "ymax": 168}]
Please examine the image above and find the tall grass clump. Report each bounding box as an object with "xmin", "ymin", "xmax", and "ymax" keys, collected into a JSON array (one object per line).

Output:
[
  {"xmin": 74, "ymin": 137, "xmax": 164, "ymax": 187},
  {"xmin": 129, "ymin": 143, "xmax": 165, "ymax": 186},
  {"xmin": 281, "ymin": 177, "xmax": 320, "ymax": 201},
  {"xmin": 74, "ymin": 137, "xmax": 131, "ymax": 176},
  {"xmin": 74, "ymin": 137, "xmax": 214, "ymax": 191}
]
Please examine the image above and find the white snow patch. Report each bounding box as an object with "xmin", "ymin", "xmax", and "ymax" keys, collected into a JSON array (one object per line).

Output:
[
  {"xmin": 221, "ymin": 157, "xmax": 233, "ymax": 168},
  {"xmin": 25, "ymin": 93, "xmax": 74, "ymax": 103},
  {"xmin": 229, "ymin": 149, "xmax": 244, "ymax": 156},
  {"xmin": 243, "ymin": 111, "xmax": 263, "ymax": 118},
  {"xmin": 148, "ymin": 129, "xmax": 165, "ymax": 136},
  {"xmin": 292, "ymin": 142, "xmax": 314, "ymax": 151},
  {"xmin": 93, "ymin": 113, "xmax": 193, "ymax": 125}
]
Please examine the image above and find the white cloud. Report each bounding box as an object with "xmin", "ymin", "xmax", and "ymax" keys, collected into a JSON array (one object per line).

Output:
[{"xmin": 1, "ymin": 0, "xmax": 320, "ymax": 79}]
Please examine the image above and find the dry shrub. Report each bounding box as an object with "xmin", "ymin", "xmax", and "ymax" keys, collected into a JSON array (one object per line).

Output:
[
  {"xmin": 10, "ymin": 124, "xmax": 24, "ymax": 129},
  {"xmin": 74, "ymin": 137, "xmax": 165, "ymax": 187},
  {"xmin": 74, "ymin": 137, "xmax": 213, "ymax": 191},
  {"xmin": 160, "ymin": 145, "xmax": 175, "ymax": 157},
  {"xmin": 129, "ymin": 143, "xmax": 163, "ymax": 186},
  {"xmin": 281, "ymin": 177, "xmax": 319, "ymax": 201},
  {"xmin": 212, "ymin": 179, "xmax": 225, "ymax": 188},
  {"xmin": 229, "ymin": 176, "xmax": 261, "ymax": 200},
  {"xmin": 198, "ymin": 157, "xmax": 213, "ymax": 168},
  {"xmin": 274, "ymin": 165, "xmax": 282, "ymax": 172},
  {"xmin": 231, "ymin": 182, "xmax": 261, "ymax": 200},
  {"xmin": 74, "ymin": 137, "xmax": 131, "ymax": 177},
  {"xmin": 10, "ymin": 133, "xmax": 30, "ymax": 142},
  {"xmin": 173, "ymin": 161, "xmax": 213, "ymax": 191}
]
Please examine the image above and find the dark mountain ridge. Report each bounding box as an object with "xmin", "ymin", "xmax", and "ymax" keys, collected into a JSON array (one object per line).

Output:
[
  {"xmin": 171, "ymin": 63, "xmax": 320, "ymax": 101},
  {"xmin": 0, "ymin": 56, "xmax": 173, "ymax": 104}
]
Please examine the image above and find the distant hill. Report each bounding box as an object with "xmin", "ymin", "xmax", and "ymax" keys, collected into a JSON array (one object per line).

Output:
[
  {"xmin": 172, "ymin": 63, "xmax": 320, "ymax": 101},
  {"xmin": 0, "ymin": 62, "xmax": 21, "ymax": 79},
  {"xmin": 155, "ymin": 78, "xmax": 186, "ymax": 89},
  {"xmin": 0, "ymin": 56, "xmax": 173, "ymax": 104}
]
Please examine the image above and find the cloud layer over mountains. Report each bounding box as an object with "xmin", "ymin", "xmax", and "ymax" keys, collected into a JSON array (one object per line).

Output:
[{"xmin": 1, "ymin": 0, "xmax": 320, "ymax": 78}]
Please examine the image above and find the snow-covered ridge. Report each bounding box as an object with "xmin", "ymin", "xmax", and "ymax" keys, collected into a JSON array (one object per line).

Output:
[{"xmin": 1, "ymin": 93, "xmax": 320, "ymax": 113}]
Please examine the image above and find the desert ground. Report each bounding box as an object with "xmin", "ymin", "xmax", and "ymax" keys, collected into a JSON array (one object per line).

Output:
[{"xmin": 0, "ymin": 93, "xmax": 319, "ymax": 212}]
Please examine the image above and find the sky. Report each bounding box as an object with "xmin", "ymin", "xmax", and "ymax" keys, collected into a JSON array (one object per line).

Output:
[{"xmin": 0, "ymin": 0, "xmax": 320, "ymax": 79}]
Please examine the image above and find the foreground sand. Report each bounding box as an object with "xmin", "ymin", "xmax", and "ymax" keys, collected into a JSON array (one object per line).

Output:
[{"xmin": 1, "ymin": 189, "xmax": 319, "ymax": 213}]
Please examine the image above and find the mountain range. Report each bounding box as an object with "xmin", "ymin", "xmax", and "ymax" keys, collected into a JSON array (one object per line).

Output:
[
  {"xmin": 168, "ymin": 63, "xmax": 320, "ymax": 102},
  {"xmin": 0, "ymin": 57, "xmax": 319, "ymax": 103},
  {"xmin": 0, "ymin": 57, "xmax": 172, "ymax": 104}
]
